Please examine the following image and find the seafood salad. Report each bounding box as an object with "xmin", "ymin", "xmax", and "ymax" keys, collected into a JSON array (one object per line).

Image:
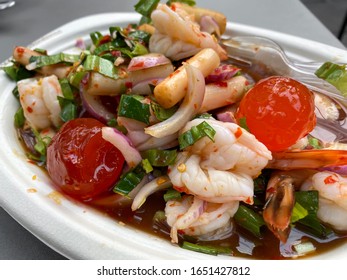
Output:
[{"xmin": 2, "ymin": 0, "xmax": 347, "ymax": 259}]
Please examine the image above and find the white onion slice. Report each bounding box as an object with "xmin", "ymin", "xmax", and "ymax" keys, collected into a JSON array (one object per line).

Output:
[
  {"xmin": 144, "ymin": 64, "xmax": 205, "ymax": 138},
  {"xmin": 128, "ymin": 53, "xmax": 171, "ymax": 72},
  {"xmin": 102, "ymin": 127, "xmax": 142, "ymax": 168},
  {"xmin": 131, "ymin": 176, "xmax": 172, "ymax": 211}
]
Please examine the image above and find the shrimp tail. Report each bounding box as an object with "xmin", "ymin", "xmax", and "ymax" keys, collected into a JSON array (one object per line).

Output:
[{"xmin": 268, "ymin": 150, "xmax": 347, "ymax": 170}]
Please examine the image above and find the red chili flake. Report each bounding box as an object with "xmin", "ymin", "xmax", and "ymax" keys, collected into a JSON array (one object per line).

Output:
[
  {"xmin": 93, "ymin": 83, "xmax": 99, "ymax": 89},
  {"xmin": 125, "ymin": 82, "xmax": 133, "ymax": 89},
  {"xmin": 214, "ymin": 81, "xmax": 228, "ymax": 87},
  {"xmin": 131, "ymin": 61, "xmax": 145, "ymax": 69},
  {"xmin": 171, "ymin": 4, "xmax": 177, "ymax": 11},
  {"xmin": 266, "ymin": 187, "xmax": 276, "ymax": 194},
  {"xmin": 27, "ymin": 106, "xmax": 33, "ymax": 113},
  {"xmin": 16, "ymin": 47, "xmax": 25, "ymax": 58},
  {"xmin": 217, "ymin": 214, "xmax": 222, "ymax": 218},
  {"xmin": 98, "ymin": 35, "xmax": 111, "ymax": 46},
  {"xmin": 174, "ymin": 185, "xmax": 188, "ymax": 193},
  {"xmin": 111, "ymin": 50, "xmax": 122, "ymax": 57},
  {"xmin": 245, "ymin": 197, "xmax": 253, "ymax": 204},
  {"xmin": 234, "ymin": 127, "xmax": 243, "ymax": 138},
  {"xmin": 324, "ymin": 175, "xmax": 338, "ymax": 184}
]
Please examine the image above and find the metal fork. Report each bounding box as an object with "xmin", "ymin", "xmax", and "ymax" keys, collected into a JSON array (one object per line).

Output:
[{"xmin": 222, "ymin": 36, "xmax": 347, "ymax": 102}]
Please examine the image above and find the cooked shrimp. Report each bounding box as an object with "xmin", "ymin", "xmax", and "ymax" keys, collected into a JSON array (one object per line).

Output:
[
  {"xmin": 183, "ymin": 118, "xmax": 272, "ymax": 177},
  {"xmin": 149, "ymin": 3, "xmax": 227, "ymax": 61},
  {"xmin": 13, "ymin": 46, "xmax": 70, "ymax": 78},
  {"xmin": 165, "ymin": 195, "xmax": 239, "ymax": 243},
  {"xmin": 18, "ymin": 75, "xmax": 63, "ymax": 130},
  {"xmin": 168, "ymin": 119, "xmax": 272, "ymax": 203},
  {"xmin": 301, "ymin": 171, "xmax": 347, "ymax": 231}
]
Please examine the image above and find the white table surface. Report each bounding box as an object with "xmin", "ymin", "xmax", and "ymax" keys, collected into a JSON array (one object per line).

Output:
[{"xmin": 0, "ymin": 0, "xmax": 345, "ymax": 260}]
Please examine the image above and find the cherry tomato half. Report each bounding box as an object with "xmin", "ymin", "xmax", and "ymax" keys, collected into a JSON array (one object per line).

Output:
[
  {"xmin": 235, "ymin": 76, "xmax": 316, "ymax": 151},
  {"xmin": 47, "ymin": 118, "xmax": 125, "ymax": 201}
]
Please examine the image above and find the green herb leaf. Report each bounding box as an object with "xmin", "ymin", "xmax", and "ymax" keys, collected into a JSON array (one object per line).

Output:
[
  {"xmin": 290, "ymin": 202, "xmax": 308, "ymax": 223},
  {"xmin": 142, "ymin": 149, "xmax": 177, "ymax": 167},
  {"xmin": 178, "ymin": 121, "xmax": 216, "ymax": 150},
  {"xmin": 238, "ymin": 117, "xmax": 250, "ymax": 132},
  {"xmin": 151, "ymin": 102, "xmax": 178, "ymax": 121},
  {"xmin": 181, "ymin": 241, "xmax": 232, "ymax": 256},
  {"xmin": 113, "ymin": 164, "xmax": 146, "ymax": 196},
  {"xmin": 163, "ymin": 188, "xmax": 182, "ymax": 202},
  {"xmin": 118, "ymin": 95, "xmax": 151, "ymax": 124},
  {"xmin": 315, "ymin": 62, "xmax": 347, "ymax": 96},
  {"xmin": 14, "ymin": 107, "xmax": 25, "ymax": 128},
  {"xmin": 58, "ymin": 97, "xmax": 77, "ymax": 122},
  {"xmin": 2, "ymin": 63, "xmax": 34, "ymax": 81},
  {"xmin": 83, "ymin": 55, "xmax": 119, "ymax": 79},
  {"xmin": 234, "ymin": 205, "xmax": 265, "ymax": 238},
  {"xmin": 142, "ymin": 158, "xmax": 154, "ymax": 173},
  {"xmin": 134, "ymin": 0, "xmax": 160, "ymax": 17},
  {"xmin": 28, "ymin": 53, "xmax": 80, "ymax": 69},
  {"xmin": 167, "ymin": 0, "xmax": 196, "ymax": 6}
]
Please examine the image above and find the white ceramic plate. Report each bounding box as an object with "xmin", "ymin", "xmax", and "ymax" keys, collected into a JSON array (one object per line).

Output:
[{"xmin": 1, "ymin": 13, "xmax": 347, "ymax": 260}]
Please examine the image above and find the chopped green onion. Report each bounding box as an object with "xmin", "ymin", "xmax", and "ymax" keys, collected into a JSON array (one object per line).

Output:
[
  {"xmin": 315, "ymin": 62, "xmax": 347, "ymax": 96},
  {"xmin": 151, "ymin": 102, "xmax": 178, "ymax": 121},
  {"xmin": 113, "ymin": 164, "xmax": 146, "ymax": 196},
  {"xmin": 181, "ymin": 241, "xmax": 232, "ymax": 256},
  {"xmin": 291, "ymin": 202, "xmax": 308, "ymax": 223},
  {"xmin": 142, "ymin": 158, "xmax": 153, "ymax": 173},
  {"xmin": 128, "ymin": 30, "xmax": 151, "ymax": 44},
  {"xmin": 166, "ymin": 0, "xmax": 196, "ymax": 6},
  {"xmin": 32, "ymin": 129, "xmax": 51, "ymax": 160},
  {"xmin": 163, "ymin": 188, "xmax": 182, "ymax": 202},
  {"xmin": 293, "ymin": 241, "xmax": 316, "ymax": 256},
  {"xmin": 118, "ymin": 95, "xmax": 151, "ymax": 124},
  {"xmin": 131, "ymin": 42, "xmax": 148, "ymax": 56},
  {"xmin": 58, "ymin": 97, "xmax": 77, "ymax": 122},
  {"xmin": 134, "ymin": 0, "xmax": 160, "ymax": 17},
  {"xmin": 68, "ymin": 71, "xmax": 87, "ymax": 88},
  {"xmin": 294, "ymin": 191, "xmax": 332, "ymax": 238},
  {"xmin": 90, "ymin": 31, "xmax": 103, "ymax": 45},
  {"xmin": 194, "ymin": 113, "xmax": 212, "ymax": 119},
  {"xmin": 33, "ymin": 48, "xmax": 47, "ymax": 55},
  {"xmin": 152, "ymin": 210, "xmax": 166, "ymax": 223},
  {"xmin": 28, "ymin": 53, "xmax": 80, "ymax": 69},
  {"xmin": 12, "ymin": 86, "xmax": 19, "ymax": 99},
  {"xmin": 142, "ymin": 149, "xmax": 177, "ymax": 167},
  {"xmin": 178, "ymin": 121, "xmax": 216, "ymax": 150},
  {"xmin": 107, "ymin": 118, "xmax": 127, "ymax": 134},
  {"xmin": 83, "ymin": 55, "xmax": 119, "ymax": 79},
  {"xmin": 59, "ymin": 78, "xmax": 74, "ymax": 100},
  {"xmin": 14, "ymin": 107, "xmax": 25, "ymax": 128},
  {"xmin": 2, "ymin": 63, "xmax": 34, "ymax": 81},
  {"xmin": 238, "ymin": 117, "xmax": 250, "ymax": 132},
  {"xmin": 234, "ymin": 205, "xmax": 265, "ymax": 238},
  {"xmin": 308, "ymin": 136, "xmax": 322, "ymax": 149}
]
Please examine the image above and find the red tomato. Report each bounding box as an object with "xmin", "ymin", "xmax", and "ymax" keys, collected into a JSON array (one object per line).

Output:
[
  {"xmin": 46, "ymin": 118, "xmax": 125, "ymax": 201},
  {"xmin": 235, "ymin": 76, "xmax": 316, "ymax": 151}
]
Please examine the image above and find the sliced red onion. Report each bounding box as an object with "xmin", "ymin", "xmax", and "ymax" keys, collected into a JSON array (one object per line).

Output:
[
  {"xmin": 200, "ymin": 15, "xmax": 221, "ymax": 38},
  {"xmin": 205, "ymin": 64, "xmax": 240, "ymax": 84},
  {"xmin": 216, "ymin": 111, "xmax": 236, "ymax": 123},
  {"xmin": 145, "ymin": 64, "xmax": 205, "ymax": 138},
  {"xmin": 80, "ymin": 84, "xmax": 115, "ymax": 123},
  {"xmin": 75, "ymin": 38, "xmax": 86, "ymax": 50},
  {"xmin": 136, "ymin": 133, "xmax": 178, "ymax": 151},
  {"xmin": 102, "ymin": 127, "xmax": 142, "ymax": 168},
  {"xmin": 131, "ymin": 176, "xmax": 172, "ymax": 211},
  {"xmin": 117, "ymin": 117, "xmax": 151, "ymax": 147},
  {"xmin": 319, "ymin": 166, "xmax": 347, "ymax": 176},
  {"xmin": 128, "ymin": 53, "xmax": 171, "ymax": 72}
]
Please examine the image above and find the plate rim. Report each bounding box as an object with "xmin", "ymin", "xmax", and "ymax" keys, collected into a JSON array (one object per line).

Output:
[{"xmin": 1, "ymin": 12, "xmax": 347, "ymax": 260}]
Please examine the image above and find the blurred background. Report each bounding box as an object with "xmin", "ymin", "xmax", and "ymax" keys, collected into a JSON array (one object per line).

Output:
[{"xmin": 301, "ymin": 0, "xmax": 347, "ymax": 46}]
